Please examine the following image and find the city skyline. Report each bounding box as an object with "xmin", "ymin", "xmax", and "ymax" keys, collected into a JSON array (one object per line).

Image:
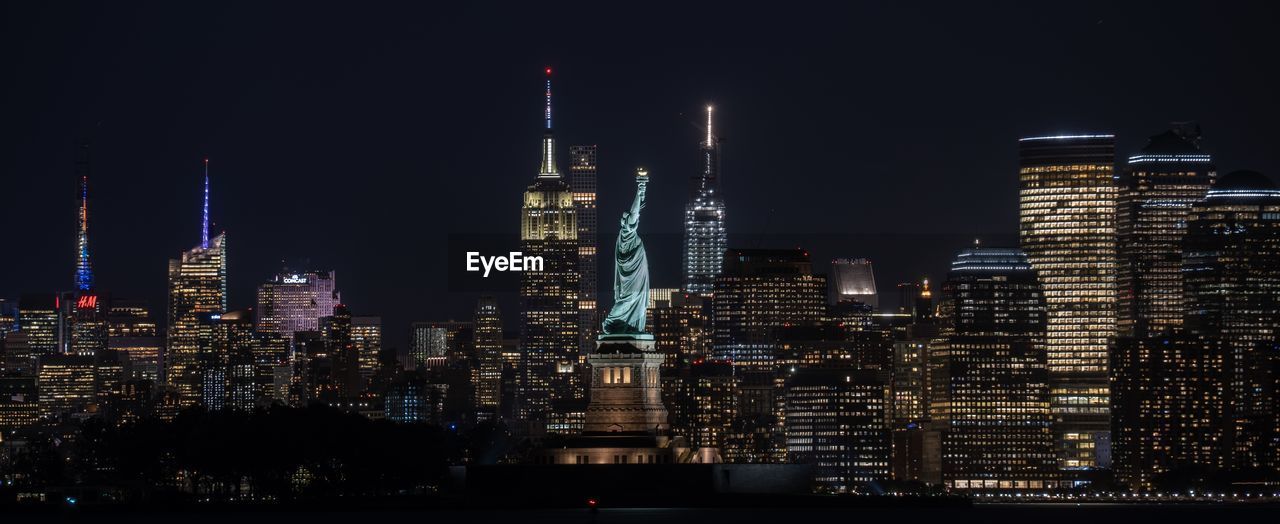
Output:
[
  {"xmin": 6, "ymin": 3, "xmax": 1280, "ymax": 344},
  {"xmin": 4, "ymin": 2, "xmax": 1280, "ymax": 509}
]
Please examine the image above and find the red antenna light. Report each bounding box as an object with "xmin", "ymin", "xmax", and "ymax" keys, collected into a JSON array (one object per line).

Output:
[{"xmin": 545, "ymin": 67, "xmax": 552, "ymax": 75}]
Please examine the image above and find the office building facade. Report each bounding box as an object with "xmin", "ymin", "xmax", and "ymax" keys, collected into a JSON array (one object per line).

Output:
[{"xmin": 1018, "ymin": 134, "xmax": 1117, "ymax": 470}]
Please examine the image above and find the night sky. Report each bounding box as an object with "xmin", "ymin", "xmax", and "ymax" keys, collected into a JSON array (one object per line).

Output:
[{"xmin": 4, "ymin": 2, "xmax": 1279, "ymax": 349}]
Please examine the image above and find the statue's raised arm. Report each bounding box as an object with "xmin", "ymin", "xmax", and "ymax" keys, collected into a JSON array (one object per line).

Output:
[{"xmin": 601, "ymin": 168, "xmax": 651, "ymax": 335}]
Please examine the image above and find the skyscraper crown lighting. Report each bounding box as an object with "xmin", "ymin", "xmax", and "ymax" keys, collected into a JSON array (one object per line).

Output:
[
  {"xmin": 201, "ymin": 157, "xmax": 211, "ymax": 249},
  {"xmin": 681, "ymin": 104, "xmax": 728, "ymax": 295},
  {"xmin": 74, "ymin": 141, "xmax": 93, "ymax": 291}
]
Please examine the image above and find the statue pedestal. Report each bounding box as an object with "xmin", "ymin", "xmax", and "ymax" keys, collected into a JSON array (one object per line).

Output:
[{"xmin": 584, "ymin": 334, "xmax": 669, "ymax": 433}]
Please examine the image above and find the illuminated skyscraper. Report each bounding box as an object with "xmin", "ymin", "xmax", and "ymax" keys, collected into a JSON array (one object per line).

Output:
[
  {"xmin": 682, "ymin": 105, "xmax": 728, "ymax": 296},
  {"xmin": 1110, "ymin": 125, "xmax": 1218, "ymax": 489},
  {"xmin": 74, "ymin": 140, "xmax": 93, "ymax": 292},
  {"xmin": 17, "ymin": 294, "xmax": 59, "ymax": 356},
  {"xmin": 713, "ymin": 249, "xmax": 827, "ymax": 367},
  {"xmin": 1117, "ymin": 125, "xmax": 1216, "ymax": 338},
  {"xmin": 1018, "ymin": 134, "xmax": 1116, "ymax": 470},
  {"xmin": 784, "ymin": 368, "xmax": 890, "ymax": 493},
  {"xmin": 107, "ymin": 299, "xmax": 162, "ymax": 382},
  {"xmin": 517, "ymin": 68, "xmax": 580, "ymax": 433},
  {"xmin": 929, "ymin": 247, "xmax": 1058, "ymax": 490},
  {"xmin": 68, "ymin": 292, "xmax": 107, "ymax": 357},
  {"xmin": 667, "ymin": 359, "xmax": 736, "ymax": 453},
  {"xmin": 166, "ymin": 161, "xmax": 227, "ymax": 406},
  {"xmin": 1111, "ymin": 333, "xmax": 1226, "ymax": 490},
  {"xmin": 351, "ymin": 316, "xmax": 382, "ymax": 383},
  {"xmin": 570, "ymin": 145, "xmax": 599, "ymax": 358},
  {"xmin": 65, "ymin": 141, "xmax": 108, "ymax": 357},
  {"xmin": 203, "ymin": 310, "xmax": 256, "ymax": 411},
  {"xmin": 1182, "ymin": 170, "xmax": 1280, "ymax": 472},
  {"xmin": 713, "ymin": 248, "xmax": 826, "ymax": 462},
  {"xmin": 255, "ymin": 270, "xmax": 340, "ymax": 343},
  {"xmin": 830, "ymin": 258, "xmax": 878, "ymax": 308},
  {"xmin": 322, "ymin": 304, "xmax": 363, "ymax": 399},
  {"xmin": 891, "ymin": 339, "xmax": 928, "ymax": 427},
  {"xmin": 472, "ymin": 296, "xmax": 503, "ymax": 417},
  {"xmin": 35, "ymin": 354, "xmax": 96, "ymax": 418},
  {"xmin": 410, "ymin": 321, "xmax": 471, "ymax": 369}
]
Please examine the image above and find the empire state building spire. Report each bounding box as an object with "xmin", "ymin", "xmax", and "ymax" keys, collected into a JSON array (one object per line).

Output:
[
  {"xmin": 538, "ymin": 67, "xmax": 560, "ymax": 178},
  {"xmin": 75, "ymin": 140, "xmax": 93, "ymax": 291}
]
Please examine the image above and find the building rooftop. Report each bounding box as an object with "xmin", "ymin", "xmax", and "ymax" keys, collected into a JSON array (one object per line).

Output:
[
  {"xmin": 949, "ymin": 247, "xmax": 1034, "ymax": 273},
  {"xmin": 1212, "ymin": 170, "xmax": 1275, "ymax": 191}
]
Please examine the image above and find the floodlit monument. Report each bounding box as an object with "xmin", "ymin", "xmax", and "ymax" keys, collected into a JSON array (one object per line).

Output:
[{"xmin": 539, "ymin": 168, "xmax": 709, "ymax": 464}]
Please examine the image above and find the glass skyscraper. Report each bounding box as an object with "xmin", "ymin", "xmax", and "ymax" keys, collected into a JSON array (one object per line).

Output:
[
  {"xmin": 166, "ymin": 166, "xmax": 227, "ymax": 407},
  {"xmin": 1018, "ymin": 134, "xmax": 1116, "ymax": 471},
  {"xmin": 682, "ymin": 106, "xmax": 727, "ymax": 296}
]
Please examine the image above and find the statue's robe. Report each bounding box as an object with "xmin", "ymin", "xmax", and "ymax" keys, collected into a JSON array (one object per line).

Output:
[{"xmin": 602, "ymin": 180, "xmax": 649, "ymax": 335}]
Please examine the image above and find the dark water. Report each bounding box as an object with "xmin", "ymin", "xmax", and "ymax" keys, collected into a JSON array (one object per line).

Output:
[{"xmin": 9, "ymin": 505, "xmax": 1277, "ymax": 524}]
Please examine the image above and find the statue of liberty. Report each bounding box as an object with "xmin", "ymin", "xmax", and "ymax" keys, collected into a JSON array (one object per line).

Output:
[{"xmin": 601, "ymin": 168, "xmax": 650, "ymax": 335}]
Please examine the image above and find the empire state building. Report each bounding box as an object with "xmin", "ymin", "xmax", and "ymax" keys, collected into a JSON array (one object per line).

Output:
[{"xmin": 517, "ymin": 68, "xmax": 582, "ymax": 434}]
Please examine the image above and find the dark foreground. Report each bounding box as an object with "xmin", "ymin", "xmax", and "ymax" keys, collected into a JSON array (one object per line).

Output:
[{"xmin": 4, "ymin": 504, "xmax": 1278, "ymax": 524}]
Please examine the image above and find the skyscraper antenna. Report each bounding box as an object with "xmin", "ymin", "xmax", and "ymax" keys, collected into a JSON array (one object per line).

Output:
[
  {"xmin": 75, "ymin": 140, "xmax": 93, "ymax": 291},
  {"xmin": 544, "ymin": 67, "xmax": 553, "ymax": 130},
  {"xmin": 201, "ymin": 157, "xmax": 210, "ymax": 249},
  {"xmin": 705, "ymin": 105, "xmax": 714, "ymax": 148},
  {"xmin": 538, "ymin": 68, "xmax": 560, "ymax": 177}
]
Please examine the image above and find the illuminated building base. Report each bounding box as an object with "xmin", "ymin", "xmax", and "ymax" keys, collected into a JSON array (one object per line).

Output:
[{"xmin": 534, "ymin": 334, "xmax": 723, "ymax": 465}]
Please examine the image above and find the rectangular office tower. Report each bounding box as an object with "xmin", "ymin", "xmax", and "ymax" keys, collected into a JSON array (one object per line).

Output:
[
  {"xmin": 166, "ymin": 233, "xmax": 228, "ymax": 406},
  {"xmin": 1182, "ymin": 170, "xmax": 1280, "ymax": 473},
  {"xmin": 713, "ymin": 248, "xmax": 826, "ymax": 462},
  {"xmin": 255, "ymin": 270, "xmax": 341, "ymax": 343},
  {"xmin": 784, "ymin": 367, "xmax": 890, "ymax": 493},
  {"xmin": 472, "ymin": 297, "xmax": 503, "ymax": 418},
  {"xmin": 1110, "ymin": 126, "xmax": 1217, "ymax": 489},
  {"xmin": 1116, "ymin": 125, "xmax": 1216, "ymax": 338},
  {"xmin": 930, "ymin": 247, "xmax": 1058, "ymax": 490},
  {"xmin": 1018, "ymin": 135, "xmax": 1116, "ymax": 471},
  {"xmin": 516, "ymin": 69, "xmax": 581, "ymax": 434},
  {"xmin": 569, "ymin": 146, "xmax": 599, "ymax": 360}
]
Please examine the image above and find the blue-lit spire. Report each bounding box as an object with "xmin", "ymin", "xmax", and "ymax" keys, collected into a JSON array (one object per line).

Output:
[
  {"xmin": 74, "ymin": 141, "xmax": 93, "ymax": 291},
  {"xmin": 201, "ymin": 157, "xmax": 210, "ymax": 249}
]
